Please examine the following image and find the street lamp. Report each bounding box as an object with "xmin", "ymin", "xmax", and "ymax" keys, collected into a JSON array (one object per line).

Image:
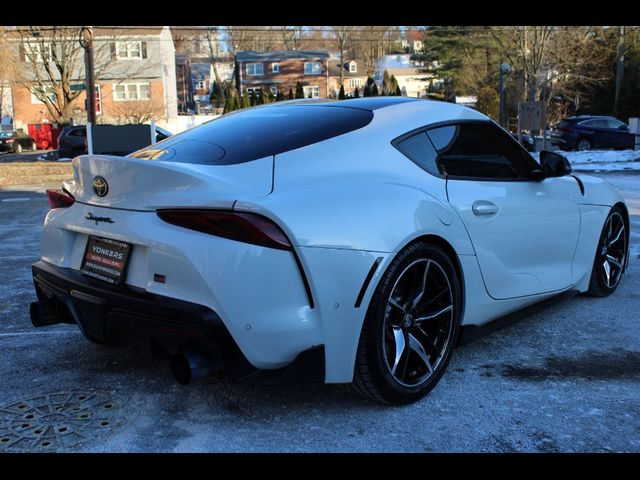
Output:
[{"xmin": 499, "ymin": 62, "xmax": 510, "ymax": 128}]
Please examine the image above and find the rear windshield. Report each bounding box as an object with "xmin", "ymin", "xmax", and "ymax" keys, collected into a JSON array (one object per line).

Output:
[{"xmin": 129, "ymin": 105, "xmax": 373, "ymax": 165}]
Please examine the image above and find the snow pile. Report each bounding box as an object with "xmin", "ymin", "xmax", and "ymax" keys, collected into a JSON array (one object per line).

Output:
[{"xmin": 533, "ymin": 150, "xmax": 640, "ymax": 172}]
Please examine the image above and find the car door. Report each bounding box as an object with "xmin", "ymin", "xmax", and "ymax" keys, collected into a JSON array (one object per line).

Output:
[
  {"xmin": 428, "ymin": 121, "xmax": 580, "ymax": 299},
  {"xmin": 606, "ymin": 118, "xmax": 634, "ymax": 149},
  {"xmin": 584, "ymin": 119, "xmax": 612, "ymax": 148}
]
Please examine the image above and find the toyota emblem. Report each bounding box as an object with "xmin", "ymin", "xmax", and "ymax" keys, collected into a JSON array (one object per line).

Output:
[{"xmin": 92, "ymin": 176, "xmax": 109, "ymax": 197}]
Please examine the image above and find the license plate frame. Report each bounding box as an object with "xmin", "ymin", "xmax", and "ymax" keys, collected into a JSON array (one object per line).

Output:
[{"xmin": 80, "ymin": 235, "xmax": 132, "ymax": 286}]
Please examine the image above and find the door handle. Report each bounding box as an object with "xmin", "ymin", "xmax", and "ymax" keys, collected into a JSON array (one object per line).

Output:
[{"xmin": 472, "ymin": 200, "xmax": 499, "ymax": 216}]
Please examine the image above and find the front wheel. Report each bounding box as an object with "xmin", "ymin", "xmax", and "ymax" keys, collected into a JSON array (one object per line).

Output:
[
  {"xmin": 588, "ymin": 207, "xmax": 627, "ymax": 297},
  {"xmin": 577, "ymin": 138, "xmax": 592, "ymax": 151},
  {"xmin": 16, "ymin": 143, "xmax": 23, "ymax": 153},
  {"xmin": 353, "ymin": 242, "xmax": 462, "ymax": 405}
]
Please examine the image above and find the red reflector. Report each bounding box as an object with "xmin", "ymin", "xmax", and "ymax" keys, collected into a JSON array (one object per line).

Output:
[
  {"xmin": 156, "ymin": 210, "xmax": 292, "ymax": 251},
  {"xmin": 46, "ymin": 189, "xmax": 75, "ymax": 209}
]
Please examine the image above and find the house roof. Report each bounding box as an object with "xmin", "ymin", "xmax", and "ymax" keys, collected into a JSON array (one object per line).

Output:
[
  {"xmin": 93, "ymin": 26, "xmax": 164, "ymax": 37},
  {"xmin": 236, "ymin": 50, "xmax": 330, "ymax": 62},
  {"xmin": 328, "ymin": 60, "xmax": 367, "ymax": 78},
  {"xmin": 407, "ymin": 30, "xmax": 423, "ymax": 42}
]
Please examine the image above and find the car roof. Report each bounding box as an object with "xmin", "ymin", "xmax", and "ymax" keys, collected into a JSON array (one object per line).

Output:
[{"xmin": 274, "ymin": 97, "xmax": 423, "ymax": 111}]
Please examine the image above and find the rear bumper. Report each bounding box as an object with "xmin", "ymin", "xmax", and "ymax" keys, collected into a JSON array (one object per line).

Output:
[{"xmin": 31, "ymin": 260, "xmax": 325, "ymax": 385}]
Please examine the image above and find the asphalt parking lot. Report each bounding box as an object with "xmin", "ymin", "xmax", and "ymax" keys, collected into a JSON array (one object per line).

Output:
[{"xmin": 0, "ymin": 173, "xmax": 638, "ymax": 452}]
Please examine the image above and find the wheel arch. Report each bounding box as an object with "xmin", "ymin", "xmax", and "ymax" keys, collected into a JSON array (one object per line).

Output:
[
  {"xmin": 365, "ymin": 233, "xmax": 466, "ymax": 327},
  {"xmin": 613, "ymin": 201, "xmax": 630, "ymax": 271}
]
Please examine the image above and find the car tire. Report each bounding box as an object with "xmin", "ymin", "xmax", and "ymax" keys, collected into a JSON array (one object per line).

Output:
[
  {"xmin": 353, "ymin": 242, "xmax": 462, "ymax": 405},
  {"xmin": 587, "ymin": 206, "xmax": 627, "ymax": 297},
  {"xmin": 16, "ymin": 143, "xmax": 22, "ymax": 153},
  {"xmin": 577, "ymin": 138, "xmax": 592, "ymax": 151},
  {"xmin": 30, "ymin": 141, "xmax": 37, "ymax": 151}
]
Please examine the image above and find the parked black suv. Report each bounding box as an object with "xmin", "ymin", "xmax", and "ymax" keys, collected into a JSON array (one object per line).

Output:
[
  {"xmin": 551, "ymin": 115, "xmax": 634, "ymax": 151},
  {"xmin": 0, "ymin": 130, "xmax": 37, "ymax": 153},
  {"xmin": 57, "ymin": 125, "xmax": 172, "ymax": 158}
]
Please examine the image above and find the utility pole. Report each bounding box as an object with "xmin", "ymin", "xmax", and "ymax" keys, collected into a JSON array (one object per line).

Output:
[
  {"xmin": 79, "ymin": 26, "xmax": 96, "ymax": 127},
  {"xmin": 499, "ymin": 63, "xmax": 510, "ymax": 128},
  {"xmin": 614, "ymin": 26, "xmax": 626, "ymax": 116}
]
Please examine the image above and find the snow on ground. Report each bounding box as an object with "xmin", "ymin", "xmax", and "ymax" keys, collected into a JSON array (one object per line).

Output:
[{"xmin": 533, "ymin": 149, "xmax": 640, "ymax": 172}]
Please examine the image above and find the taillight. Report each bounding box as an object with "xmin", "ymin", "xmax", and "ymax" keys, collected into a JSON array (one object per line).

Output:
[
  {"xmin": 6, "ymin": 138, "xmax": 14, "ymax": 143},
  {"xmin": 157, "ymin": 209, "xmax": 293, "ymax": 251},
  {"xmin": 46, "ymin": 189, "xmax": 75, "ymax": 209}
]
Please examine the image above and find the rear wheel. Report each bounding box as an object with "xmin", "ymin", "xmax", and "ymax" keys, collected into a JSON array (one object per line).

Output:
[
  {"xmin": 30, "ymin": 141, "xmax": 37, "ymax": 151},
  {"xmin": 588, "ymin": 207, "xmax": 627, "ymax": 297},
  {"xmin": 353, "ymin": 242, "xmax": 462, "ymax": 405},
  {"xmin": 16, "ymin": 143, "xmax": 23, "ymax": 153},
  {"xmin": 577, "ymin": 138, "xmax": 592, "ymax": 151}
]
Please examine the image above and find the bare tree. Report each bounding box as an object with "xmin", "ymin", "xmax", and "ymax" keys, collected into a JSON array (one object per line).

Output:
[
  {"xmin": 111, "ymin": 98, "xmax": 164, "ymax": 125},
  {"xmin": 0, "ymin": 28, "xmax": 17, "ymax": 121},
  {"xmin": 280, "ymin": 26, "xmax": 304, "ymax": 50},
  {"xmin": 331, "ymin": 26, "xmax": 356, "ymax": 87}
]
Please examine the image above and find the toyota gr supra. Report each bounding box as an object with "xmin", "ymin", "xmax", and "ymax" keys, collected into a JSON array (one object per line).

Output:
[{"xmin": 30, "ymin": 97, "xmax": 629, "ymax": 404}]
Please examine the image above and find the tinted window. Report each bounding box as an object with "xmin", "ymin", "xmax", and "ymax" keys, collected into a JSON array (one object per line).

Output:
[
  {"xmin": 130, "ymin": 106, "xmax": 373, "ymax": 165},
  {"xmin": 582, "ymin": 119, "xmax": 608, "ymax": 128},
  {"xmin": 606, "ymin": 119, "xmax": 626, "ymax": 129},
  {"xmin": 426, "ymin": 123, "xmax": 538, "ymax": 179},
  {"xmin": 394, "ymin": 132, "xmax": 440, "ymax": 175},
  {"xmin": 69, "ymin": 128, "xmax": 86, "ymax": 137}
]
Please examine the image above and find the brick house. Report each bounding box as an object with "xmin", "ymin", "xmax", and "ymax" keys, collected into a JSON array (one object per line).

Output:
[
  {"xmin": 11, "ymin": 26, "xmax": 178, "ymax": 147},
  {"xmin": 328, "ymin": 60, "xmax": 368, "ymax": 98},
  {"xmin": 235, "ymin": 50, "xmax": 330, "ymax": 99}
]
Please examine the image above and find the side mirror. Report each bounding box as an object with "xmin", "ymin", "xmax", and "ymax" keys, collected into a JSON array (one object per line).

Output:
[{"xmin": 539, "ymin": 150, "xmax": 572, "ymax": 177}]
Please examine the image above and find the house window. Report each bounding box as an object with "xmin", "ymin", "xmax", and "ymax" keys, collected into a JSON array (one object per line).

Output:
[
  {"xmin": 270, "ymin": 86, "xmax": 278, "ymax": 95},
  {"xmin": 116, "ymin": 41, "xmax": 143, "ymax": 59},
  {"xmin": 349, "ymin": 62, "xmax": 357, "ymax": 73},
  {"xmin": 348, "ymin": 78, "xmax": 362, "ymax": 88},
  {"xmin": 24, "ymin": 42, "xmax": 52, "ymax": 63},
  {"xmin": 30, "ymin": 85, "xmax": 56, "ymax": 104},
  {"xmin": 194, "ymin": 81, "xmax": 206, "ymax": 90},
  {"xmin": 302, "ymin": 86, "xmax": 320, "ymax": 99},
  {"xmin": 304, "ymin": 62, "xmax": 322, "ymax": 75},
  {"xmin": 246, "ymin": 87, "xmax": 262, "ymax": 96},
  {"xmin": 246, "ymin": 63, "xmax": 264, "ymax": 76},
  {"xmin": 272, "ymin": 63, "xmax": 280, "ymax": 73},
  {"xmin": 113, "ymin": 82, "xmax": 151, "ymax": 101}
]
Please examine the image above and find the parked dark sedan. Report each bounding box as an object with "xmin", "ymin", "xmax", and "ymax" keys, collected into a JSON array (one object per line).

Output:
[
  {"xmin": 57, "ymin": 125, "xmax": 172, "ymax": 158},
  {"xmin": 0, "ymin": 130, "xmax": 37, "ymax": 153},
  {"xmin": 551, "ymin": 115, "xmax": 634, "ymax": 151}
]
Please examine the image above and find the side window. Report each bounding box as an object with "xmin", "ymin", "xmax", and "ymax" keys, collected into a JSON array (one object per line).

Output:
[
  {"xmin": 394, "ymin": 132, "xmax": 440, "ymax": 176},
  {"xmin": 606, "ymin": 119, "xmax": 626, "ymax": 129},
  {"xmin": 426, "ymin": 122, "xmax": 538, "ymax": 180},
  {"xmin": 583, "ymin": 119, "xmax": 607, "ymax": 128}
]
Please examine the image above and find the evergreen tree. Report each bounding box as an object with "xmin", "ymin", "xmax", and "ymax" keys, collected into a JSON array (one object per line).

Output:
[
  {"xmin": 382, "ymin": 70, "xmax": 391, "ymax": 95},
  {"xmin": 353, "ymin": 86, "xmax": 360, "ymax": 98},
  {"xmin": 372, "ymin": 83, "xmax": 379, "ymax": 96},
  {"xmin": 257, "ymin": 90, "xmax": 265, "ymax": 105},
  {"xmin": 390, "ymin": 75, "xmax": 399, "ymax": 96},
  {"xmin": 295, "ymin": 81, "xmax": 305, "ymax": 99},
  {"xmin": 242, "ymin": 92, "xmax": 250, "ymax": 109},
  {"xmin": 476, "ymin": 85, "xmax": 500, "ymax": 119},
  {"xmin": 276, "ymin": 91, "xmax": 285, "ymax": 101},
  {"xmin": 288, "ymin": 88, "xmax": 294, "ymax": 100},
  {"xmin": 249, "ymin": 90, "xmax": 256, "ymax": 106},
  {"xmin": 210, "ymin": 81, "xmax": 223, "ymax": 107},
  {"xmin": 395, "ymin": 85, "xmax": 402, "ymax": 96},
  {"xmin": 338, "ymin": 84, "xmax": 346, "ymax": 100},
  {"xmin": 363, "ymin": 77, "xmax": 374, "ymax": 97}
]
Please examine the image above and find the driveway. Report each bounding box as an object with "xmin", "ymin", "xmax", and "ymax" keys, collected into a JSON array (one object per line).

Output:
[{"xmin": 0, "ymin": 173, "xmax": 638, "ymax": 452}]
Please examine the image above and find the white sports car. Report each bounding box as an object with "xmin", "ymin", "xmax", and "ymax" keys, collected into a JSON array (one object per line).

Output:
[{"xmin": 31, "ymin": 98, "xmax": 629, "ymax": 404}]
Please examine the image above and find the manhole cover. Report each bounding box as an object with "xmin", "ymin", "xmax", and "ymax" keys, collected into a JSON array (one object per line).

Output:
[{"xmin": 0, "ymin": 390, "xmax": 120, "ymax": 451}]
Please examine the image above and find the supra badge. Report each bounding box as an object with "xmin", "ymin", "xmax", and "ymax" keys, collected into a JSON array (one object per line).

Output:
[
  {"xmin": 85, "ymin": 213, "xmax": 114, "ymax": 225},
  {"xmin": 92, "ymin": 176, "xmax": 109, "ymax": 197}
]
